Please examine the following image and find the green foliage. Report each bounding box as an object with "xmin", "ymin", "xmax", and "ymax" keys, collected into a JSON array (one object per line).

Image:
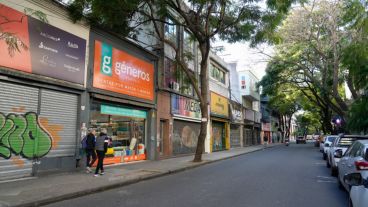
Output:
[
  {"xmin": 67, "ymin": 0, "xmax": 142, "ymax": 36},
  {"xmin": 295, "ymin": 111, "xmax": 321, "ymax": 134},
  {"xmin": 348, "ymin": 96, "xmax": 368, "ymax": 133}
]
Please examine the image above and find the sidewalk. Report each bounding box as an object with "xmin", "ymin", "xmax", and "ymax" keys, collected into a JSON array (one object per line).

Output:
[{"xmin": 0, "ymin": 144, "xmax": 280, "ymax": 207}]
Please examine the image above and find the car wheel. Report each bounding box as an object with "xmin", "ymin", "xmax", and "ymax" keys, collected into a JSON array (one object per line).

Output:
[
  {"xmin": 323, "ymin": 153, "xmax": 327, "ymax": 160},
  {"xmin": 326, "ymin": 159, "xmax": 331, "ymax": 168},
  {"xmin": 331, "ymin": 166, "xmax": 338, "ymax": 177},
  {"xmin": 337, "ymin": 174, "xmax": 344, "ymax": 190},
  {"xmin": 348, "ymin": 197, "xmax": 353, "ymax": 207}
]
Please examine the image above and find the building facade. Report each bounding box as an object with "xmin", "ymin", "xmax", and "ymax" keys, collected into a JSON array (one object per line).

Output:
[
  {"xmin": 238, "ymin": 70, "xmax": 261, "ymax": 146},
  {"xmin": 0, "ymin": 0, "xmax": 89, "ymax": 181}
]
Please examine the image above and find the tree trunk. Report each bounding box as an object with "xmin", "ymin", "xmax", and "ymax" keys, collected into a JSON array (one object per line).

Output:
[{"xmin": 193, "ymin": 41, "xmax": 210, "ymax": 162}]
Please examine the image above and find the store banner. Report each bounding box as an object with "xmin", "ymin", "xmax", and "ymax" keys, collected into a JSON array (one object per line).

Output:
[
  {"xmin": 171, "ymin": 94, "xmax": 201, "ymax": 119},
  {"xmin": 93, "ymin": 40, "xmax": 154, "ymax": 101},
  {"xmin": 230, "ymin": 102, "xmax": 242, "ymax": 123},
  {"xmin": 0, "ymin": 4, "xmax": 86, "ymax": 84},
  {"xmin": 101, "ymin": 105, "xmax": 147, "ymax": 119},
  {"xmin": 210, "ymin": 92, "xmax": 229, "ymax": 118}
]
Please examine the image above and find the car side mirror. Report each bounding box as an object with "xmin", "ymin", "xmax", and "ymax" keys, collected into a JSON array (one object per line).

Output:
[
  {"xmin": 324, "ymin": 143, "xmax": 330, "ymax": 147},
  {"xmin": 334, "ymin": 149, "xmax": 343, "ymax": 158},
  {"xmin": 344, "ymin": 173, "xmax": 363, "ymax": 186}
]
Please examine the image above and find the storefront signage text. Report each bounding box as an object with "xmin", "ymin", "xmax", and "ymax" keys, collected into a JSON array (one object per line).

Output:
[
  {"xmin": 210, "ymin": 92, "xmax": 229, "ymax": 118},
  {"xmin": 0, "ymin": 4, "xmax": 86, "ymax": 84},
  {"xmin": 93, "ymin": 40, "xmax": 154, "ymax": 101},
  {"xmin": 230, "ymin": 103, "xmax": 242, "ymax": 123},
  {"xmin": 101, "ymin": 105, "xmax": 147, "ymax": 119},
  {"xmin": 171, "ymin": 94, "xmax": 201, "ymax": 119}
]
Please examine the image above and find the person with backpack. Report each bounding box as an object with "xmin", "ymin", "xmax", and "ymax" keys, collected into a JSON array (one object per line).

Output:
[
  {"xmin": 82, "ymin": 129, "xmax": 97, "ymax": 173},
  {"xmin": 94, "ymin": 128, "xmax": 109, "ymax": 177}
]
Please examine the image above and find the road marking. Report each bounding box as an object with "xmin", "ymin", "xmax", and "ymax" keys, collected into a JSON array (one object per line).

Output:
[
  {"xmin": 317, "ymin": 175, "xmax": 335, "ymax": 179},
  {"xmin": 317, "ymin": 180, "xmax": 337, "ymax": 183}
]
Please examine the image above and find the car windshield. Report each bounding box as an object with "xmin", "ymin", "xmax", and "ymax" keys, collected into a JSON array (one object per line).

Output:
[
  {"xmin": 326, "ymin": 137, "xmax": 336, "ymax": 142},
  {"xmin": 337, "ymin": 137, "xmax": 357, "ymax": 147}
]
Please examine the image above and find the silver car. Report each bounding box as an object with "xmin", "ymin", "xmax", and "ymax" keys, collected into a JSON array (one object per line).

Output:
[
  {"xmin": 343, "ymin": 168, "xmax": 368, "ymax": 207},
  {"xmin": 337, "ymin": 140, "xmax": 368, "ymax": 191},
  {"xmin": 326, "ymin": 135, "xmax": 368, "ymax": 176},
  {"xmin": 321, "ymin": 135, "xmax": 338, "ymax": 160}
]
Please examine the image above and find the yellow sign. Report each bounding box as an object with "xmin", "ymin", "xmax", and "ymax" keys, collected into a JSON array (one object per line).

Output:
[{"xmin": 210, "ymin": 92, "xmax": 229, "ymax": 118}]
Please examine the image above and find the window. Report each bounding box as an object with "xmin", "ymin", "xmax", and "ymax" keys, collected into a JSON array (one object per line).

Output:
[
  {"xmin": 210, "ymin": 63, "xmax": 225, "ymax": 84},
  {"xmin": 164, "ymin": 18, "xmax": 177, "ymax": 44},
  {"xmin": 241, "ymin": 76, "xmax": 246, "ymax": 89},
  {"xmin": 164, "ymin": 58, "xmax": 194, "ymax": 96},
  {"xmin": 183, "ymin": 30, "xmax": 194, "ymax": 53}
]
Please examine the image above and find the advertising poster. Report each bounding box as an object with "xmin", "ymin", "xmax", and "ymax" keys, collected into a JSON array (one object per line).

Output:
[
  {"xmin": 93, "ymin": 40, "xmax": 154, "ymax": 101},
  {"xmin": 171, "ymin": 94, "xmax": 201, "ymax": 119},
  {"xmin": 0, "ymin": 4, "xmax": 86, "ymax": 84}
]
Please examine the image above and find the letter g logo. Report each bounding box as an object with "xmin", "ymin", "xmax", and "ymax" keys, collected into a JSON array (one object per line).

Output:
[{"xmin": 100, "ymin": 43, "xmax": 113, "ymax": 76}]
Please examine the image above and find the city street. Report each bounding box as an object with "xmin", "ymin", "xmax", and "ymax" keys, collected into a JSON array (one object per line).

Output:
[{"xmin": 45, "ymin": 143, "xmax": 348, "ymax": 207}]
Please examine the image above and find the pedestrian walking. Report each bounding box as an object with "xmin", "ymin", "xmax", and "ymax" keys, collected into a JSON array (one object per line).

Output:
[
  {"xmin": 85, "ymin": 129, "xmax": 97, "ymax": 173},
  {"xmin": 94, "ymin": 128, "xmax": 109, "ymax": 177}
]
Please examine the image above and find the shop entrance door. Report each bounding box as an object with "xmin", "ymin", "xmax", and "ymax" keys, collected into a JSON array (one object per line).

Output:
[{"xmin": 212, "ymin": 121, "xmax": 226, "ymax": 151}]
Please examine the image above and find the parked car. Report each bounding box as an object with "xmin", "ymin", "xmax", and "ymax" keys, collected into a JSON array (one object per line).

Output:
[
  {"xmin": 321, "ymin": 135, "xmax": 338, "ymax": 160},
  {"xmin": 337, "ymin": 140, "xmax": 368, "ymax": 192},
  {"xmin": 326, "ymin": 135, "xmax": 368, "ymax": 176},
  {"xmin": 320, "ymin": 136, "xmax": 326, "ymax": 152},
  {"xmin": 344, "ymin": 172, "xmax": 368, "ymax": 207},
  {"xmin": 296, "ymin": 136, "xmax": 306, "ymax": 144}
]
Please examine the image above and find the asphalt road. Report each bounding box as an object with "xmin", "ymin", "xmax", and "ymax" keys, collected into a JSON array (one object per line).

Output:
[{"xmin": 45, "ymin": 142, "xmax": 348, "ymax": 207}]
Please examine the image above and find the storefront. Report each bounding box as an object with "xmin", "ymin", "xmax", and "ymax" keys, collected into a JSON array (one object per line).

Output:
[
  {"xmin": 244, "ymin": 109, "xmax": 255, "ymax": 146},
  {"xmin": 0, "ymin": 3, "xmax": 87, "ymax": 181},
  {"xmin": 230, "ymin": 101, "xmax": 243, "ymax": 148},
  {"xmin": 171, "ymin": 94, "xmax": 201, "ymax": 155},
  {"xmin": 262, "ymin": 123, "xmax": 271, "ymax": 144},
  {"xmin": 86, "ymin": 30, "xmax": 157, "ymax": 164},
  {"xmin": 210, "ymin": 92, "xmax": 230, "ymax": 152}
]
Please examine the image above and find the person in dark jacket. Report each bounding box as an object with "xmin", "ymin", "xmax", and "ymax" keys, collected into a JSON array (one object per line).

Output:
[
  {"xmin": 85, "ymin": 129, "xmax": 97, "ymax": 173},
  {"xmin": 94, "ymin": 128, "xmax": 109, "ymax": 177}
]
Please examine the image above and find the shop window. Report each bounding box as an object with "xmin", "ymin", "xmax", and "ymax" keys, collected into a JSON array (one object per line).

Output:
[
  {"xmin": 89, "ymin": 102, "xmax": 146, "ymax": 163},
  {"xmin": 210, "ymin": 63, "xmax": 225, "ymax": 84}
]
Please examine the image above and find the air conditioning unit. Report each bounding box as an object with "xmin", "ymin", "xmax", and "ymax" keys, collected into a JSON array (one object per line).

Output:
[{"xmin": 170, "ymin": 81, "xmax": 180, "ymax": 91}]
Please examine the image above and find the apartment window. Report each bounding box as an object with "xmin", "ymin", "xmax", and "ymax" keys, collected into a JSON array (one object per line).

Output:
[
  {"xmin": 164, "ymin": 57, "xmax": 194, "ymax": 96},
  {"xmin": 241, "ymin": 76, "xmax": 246, "ymax": 89},
  {"xmin": 164, "ymin": 18, "xmax": 177, "ymax": 44},
  {"xmin": 210, "ymin": 64, "xmax": 225, "ymax": 84},
  {"xmin": 183, "ymin": 30, "xmax": 194, "ymax": 53}
]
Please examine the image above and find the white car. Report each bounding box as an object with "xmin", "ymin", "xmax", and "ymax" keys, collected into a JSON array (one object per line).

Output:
[
  {"xmin": 337, "ymin": 140, "xmax": 368, "ymax": 191},
  {"xmin": 344, "ymin": 171, "xmax": 368, "ymax": 207},
  {"xmin": 326, "ymin": 135, "xmax": 368, "ymax": 176},
  {"xmin": 321, "ymin": 135, "xmax": 338, "ymax": 160}
]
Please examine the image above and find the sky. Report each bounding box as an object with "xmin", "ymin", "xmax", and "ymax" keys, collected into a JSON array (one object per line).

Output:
[{"xmin": 212, "ymin": 41, "xmax": 274, "ymax": 80}]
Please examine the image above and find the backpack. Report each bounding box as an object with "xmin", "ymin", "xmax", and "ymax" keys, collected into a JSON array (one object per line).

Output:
[{"xmin": 81, "ymin": 136, "xmax": 87, "ymax": 149}]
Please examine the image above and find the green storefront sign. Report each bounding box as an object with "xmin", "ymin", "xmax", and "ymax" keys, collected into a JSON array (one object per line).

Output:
[{"xmin": 101, "ymin": 105, "xmax": 147, "ymax": 119}]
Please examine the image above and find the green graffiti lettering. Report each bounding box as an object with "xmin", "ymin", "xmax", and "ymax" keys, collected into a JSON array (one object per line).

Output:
[
  {"xmin": 0, "ymin": 112, "xmax": 53, "ymax": 160},
  {"xmin": 8, "ymin": 114, "xmax": 26, "ymax": 154},
  {"xmin": 22, "ymin": 112, "xmax": 52, "ymax": 159},
  {"xmin": 0, "ymin": 118, "xmax": 14, "ymax": 159}
]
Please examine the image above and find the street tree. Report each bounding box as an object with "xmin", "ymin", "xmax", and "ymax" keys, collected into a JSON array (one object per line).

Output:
[{"xmin": 67, "ymin": 0, "xmax": 297, "ymax": 161}]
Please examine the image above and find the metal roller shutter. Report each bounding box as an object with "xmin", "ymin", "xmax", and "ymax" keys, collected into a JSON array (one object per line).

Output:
[
  {"xmin": 0, "ymin": 81, "xmax": 39, "ymax": 181},
  {"xmin": 230, "ymin": 124, "xmax": 241, "ymax": 148},
  {"xmin": 39, "ymin": 89, "xmax": 78, "ymax": 157},
  {"xmin": 172, "ymin": 120, "xmax": 200, "ymax": 155}
]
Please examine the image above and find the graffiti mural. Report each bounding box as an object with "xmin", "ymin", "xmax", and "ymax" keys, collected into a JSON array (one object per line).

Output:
[{"xmin": 0, "ymin": 112, "xmax": 52, "ymax": 159}]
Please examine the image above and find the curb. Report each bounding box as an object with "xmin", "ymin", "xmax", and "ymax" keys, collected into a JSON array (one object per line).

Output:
[{"xmin": 13, "ymin": 145, "xmax": 279, "ymax": 207}]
